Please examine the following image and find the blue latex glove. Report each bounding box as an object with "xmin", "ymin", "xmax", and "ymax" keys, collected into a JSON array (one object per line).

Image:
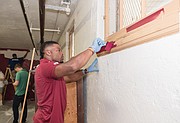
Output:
[
  {"xmin": 87, "ymin": 58, "xmax": 99, "ymax": 72},
  {"xmin": 82, "ymin": 58, "xmax": 99, "ymax": 74},
  {"xmin": 90, "ymin": 38, "xmax": 106, "ymax": 53}
]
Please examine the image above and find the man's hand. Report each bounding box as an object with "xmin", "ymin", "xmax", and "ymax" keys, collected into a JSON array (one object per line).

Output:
[
  {"xmin": 90, "ymin": 38, "xmax": 106, "ymax": 53},
  {"xmin": 82, "ymin": 58, "xmax": 99, "ymax": 74},
  {"xmin": 13, "ymin": 80, "xmax": 19, "ymax": 86}
]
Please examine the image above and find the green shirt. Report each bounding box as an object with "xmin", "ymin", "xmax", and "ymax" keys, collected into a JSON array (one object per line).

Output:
[{"xmin": 15, "ymin": 69, "xmax": 28, "ymax": 96}]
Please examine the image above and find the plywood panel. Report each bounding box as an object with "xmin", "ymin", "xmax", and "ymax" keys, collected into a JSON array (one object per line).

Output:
[
  {"xmin": 77, "ymin": 79, "xmax": 84, "ymax": 123},
  {"xmin": 64, "ymin": 82, "xmax": 77, "ymax": 123}
]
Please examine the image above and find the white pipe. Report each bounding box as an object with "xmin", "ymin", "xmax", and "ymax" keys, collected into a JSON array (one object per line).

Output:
[
  {"xmin": 46, "ymin": 5, "xmax": 66, "ymax": 11},
  {"xmin": 30, "ymin": 28, "xmax": 61, "ymax": 33}
]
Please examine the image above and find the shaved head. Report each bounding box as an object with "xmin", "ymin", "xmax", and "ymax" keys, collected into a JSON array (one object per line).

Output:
[{"xmin": 40, "ymin": 41, "xmax": 59, "ymax": 59}]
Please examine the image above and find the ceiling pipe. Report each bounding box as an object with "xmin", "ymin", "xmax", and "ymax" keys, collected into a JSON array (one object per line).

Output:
[
  {"xmin": 39, "ymin": 0, "xmax": 46, "ymax": 44},
  {"xmin": 19, "ymin": 0, "xmax": 38, "ymax": 54},
  {"xmin": 30, "ymin": 27, "xmax": 61, "ymax": 34}
]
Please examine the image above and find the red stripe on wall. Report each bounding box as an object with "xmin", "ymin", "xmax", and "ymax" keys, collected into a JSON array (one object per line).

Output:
[{"xmin": 126, "ymin": 8, "xmax": 164, "ymax": 32}]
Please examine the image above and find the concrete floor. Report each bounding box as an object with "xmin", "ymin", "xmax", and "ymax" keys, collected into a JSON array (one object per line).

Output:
[{"xmin": 0, "ymin": 100, "xmax": 35, "ymax": 123}]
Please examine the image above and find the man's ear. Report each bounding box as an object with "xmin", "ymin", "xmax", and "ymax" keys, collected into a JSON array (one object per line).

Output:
[{"xmin": 45, "ymin": 50, "xmax": 51, "ymax": 56}]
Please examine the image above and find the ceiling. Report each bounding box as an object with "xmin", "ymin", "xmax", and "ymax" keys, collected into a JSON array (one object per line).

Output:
[{"xmin": 0, "ymin": 0, "xmax": 78, "ymax": 50}]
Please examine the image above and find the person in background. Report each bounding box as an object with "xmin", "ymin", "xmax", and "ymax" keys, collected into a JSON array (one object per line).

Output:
[
  {"xmin": 12, "ymin": 64, "xmax": 28, "ymax": 123},
  {"xmin": 0, "ymin": 70, "xmax": 5, "ymax": 105},
  {"xmin": 33, "ymin": 38, "xmax": 106, "ymax": 123},
  {"xmin": 8, "ymin": 51, "xmax": 29, "ymax": 71},
  {"xmin": 8, "ymin": 51, "xmax": 29, "ymax": 79}
]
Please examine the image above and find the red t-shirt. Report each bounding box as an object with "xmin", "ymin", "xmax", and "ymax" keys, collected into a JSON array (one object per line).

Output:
[{"xmin": 33, "ymin": 59, "xmax": 67, "ymax": 123}]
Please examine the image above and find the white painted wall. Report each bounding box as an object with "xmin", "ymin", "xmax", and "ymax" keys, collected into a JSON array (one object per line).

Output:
[
  {"xmin": 86, "ymin": 33, "xmax": 180, "ymax": 123},
  {"xmin": 60, "ymin": 0, "xmax": 180, "ymax": 123},
  {"xmin": 59, "ymin": 0, "xmax": 104, "ymax": 67}
]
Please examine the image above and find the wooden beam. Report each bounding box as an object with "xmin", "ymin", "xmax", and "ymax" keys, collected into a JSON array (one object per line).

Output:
[{"xmin": 19, "ymin": 48, "xmax": 35, "ymax": 123}]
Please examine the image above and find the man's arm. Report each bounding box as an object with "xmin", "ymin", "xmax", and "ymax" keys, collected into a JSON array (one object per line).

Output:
[
  {"xmin": 13, "ymin": 80, "xmax": 19, "ymax": 86},
  {"xmin": 55, "ymin": 38, "xmax": 106, "ymax": 78},
  {"xmin": 55, "ymin": 49, "xmax": 93, "ymax": 78},
  {"xmin": 64, "ymin": 70, "xmax": 84, "ymax": 83},
  {"xmin": 64, "ymin": 58, "xmax": 99, "ymax": 83}
]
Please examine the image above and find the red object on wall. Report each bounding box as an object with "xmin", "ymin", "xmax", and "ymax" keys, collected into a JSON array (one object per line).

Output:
[
  {"xmin": 126, "ymin": 8, "xmax": 164, "ymax": 32},
  {"xmin": 97, "ymin": 41, "xmax": 117, "ymax": 54}
]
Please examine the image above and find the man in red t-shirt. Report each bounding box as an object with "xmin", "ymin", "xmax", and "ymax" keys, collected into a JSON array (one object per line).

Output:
[{"xmin": 33, "ymin": 38, "xmax": 106, "ymax": 123}]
